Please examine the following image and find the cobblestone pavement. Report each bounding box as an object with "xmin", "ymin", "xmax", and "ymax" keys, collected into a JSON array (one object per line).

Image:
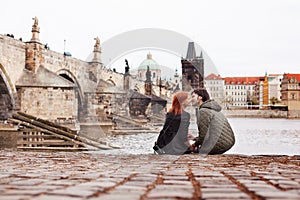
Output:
[{"xmin": 0, "ymin": 151, "xmax": 299, "ymax": 200}]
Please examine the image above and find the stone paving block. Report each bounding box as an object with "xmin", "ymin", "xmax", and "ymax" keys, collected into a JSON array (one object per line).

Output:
[
  {"xmin": 201, "ymin": 187, "xmax": 241, "ymax": 193},
  {"xmin": 262, "ymin": 175, "xmax": 287, "ymax": 180},
  {"xmin": 5, "ymin": 184, "xmax": 64, "ymax": 191},
  {"xmin": 201, "ymin": 191, "xmax": 250, "ymax": 199},
  {"xmin": 114, "ymin": 185, "xmax": 147, "ymax": 191},
  {"xmin": 9, "ymin": 179, "xmax": 44, "ymax": 186},
  {"xmin": 163, "ymin": 180, "xmax": 193, "ymax": 185},
  {"xmin": 46, "ymin": 187, "xmax": 96, "ymax": 197},
  {"xmin": 0, "ymin": 178, "xmax": 23, "ymax": 184},
  {"xmin": 243, "ymin": 184, "xmax": 277, "ymax": 191},
  {"xmin": 163, "ymin": 170, "xmax": 188, "ymax": 176},
  {"xmin": 274, "ymin": 179, "xmax": 300, "ymax": 187},
  {"xmin": 32, "ymin": 194, "xmax": 83, "ymax": 200},
  {"xmin": 255, "ymin": 190, "xmax": 300, "ymax": 199},
  {"xmin": 69, "ymin": 174, "xmax": 99, "ymax": 180},
  {"xmin": 124, "ymin": 181, "xmax": 152, "ymax": 187},
  {"xmin": 91, "ymin": 181, "xmax": 117, "ymax": 188},
  {"xmin": 4, "ymin": 189, "xmax": 46, "ymax": 195},
  {"xmin": 196, "ymin": 178, "xmax": 234, "ymax": 186},
  {"xmin": 200, "ymin": 183, "xmax": 239, "ymax": 189},
  {"xmin": 154, "ymin": 184, "xmax": 194, "ymax": 190},
  {"xmin": 0, "ymin": 195, "xmax": 31, "ymax": 200},
  {"xmin": 43, "ymin": 180, "xmax": 78, "ymax": 186},
  {"xmin": 162, "ymin": 175, "xmax": 189, "ymax": 180},
  {"xmin": 130, "ymin": 176, "xmax": 157, "ymax": 182},
  {"xmin": 147, "ymin": 189, "xmax": 194, "ymax": 199},
  {"xmin": 192, "ymin": 172, "xmax": 225, "ymax": 177},
  {"xmin": 90, "ymin": 193, "xmax": 142, "ymax": 200},
  {"xmin": 76, "ymin": 181, "xmax": 108, "ymax": 190}
]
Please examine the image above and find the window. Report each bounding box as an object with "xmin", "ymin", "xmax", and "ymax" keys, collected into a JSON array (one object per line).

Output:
[
  {"xmin": 153, "ymin": 72, "xmax": 156, "ymax": 78},
  {"xmin": 291, "ymin": 93, "xmax": 295, "ymax": 100}
]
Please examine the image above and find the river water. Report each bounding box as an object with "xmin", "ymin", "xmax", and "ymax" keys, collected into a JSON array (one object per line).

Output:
[{"xmin": 102, "ymin": 118, "xmax": 300, "ymax": 155}]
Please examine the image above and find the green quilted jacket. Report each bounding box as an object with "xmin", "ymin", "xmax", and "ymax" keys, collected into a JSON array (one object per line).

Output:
[{"xmin": 195, "ymin": 100, "xmax": 235, "ymax": 154}]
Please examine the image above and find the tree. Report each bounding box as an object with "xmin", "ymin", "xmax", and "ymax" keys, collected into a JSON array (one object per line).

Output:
[{"xmin": 270, "ymin": 96, "xmax": 280, "ymax": 105}]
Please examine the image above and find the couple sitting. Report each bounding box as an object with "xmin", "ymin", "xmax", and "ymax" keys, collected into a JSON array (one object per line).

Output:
[{"xmin": 154, "ymin": 88, "xmax": 235, "ymax": 155}]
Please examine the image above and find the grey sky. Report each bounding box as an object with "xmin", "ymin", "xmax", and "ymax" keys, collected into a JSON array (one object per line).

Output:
[{"xmin": 1, "ymin": 0, "xmax": 300, "ymax": 77}]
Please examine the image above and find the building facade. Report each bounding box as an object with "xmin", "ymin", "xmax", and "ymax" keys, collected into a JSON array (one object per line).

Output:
[
  {"xmin": 281, "ymin": 73, "xmax": 300, "ymax": 111},
  {"xmin": 268, "ymin": 74, "xmax": 283, "ymax": 104},
  {"xmin": 204, "ymin": 73, "xmax": 225, "ymax": 106},
  {"xmin": 223, "ymin": 77, "xmax": 261, "ymax": 109}
]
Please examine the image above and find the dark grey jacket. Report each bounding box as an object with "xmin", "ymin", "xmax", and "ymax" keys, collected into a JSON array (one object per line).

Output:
[
  {"xmin": 195, "ymin": 100, "xmax": 235, "ymax": 154},
  {"xmin": 159, "ymin": 111, "xmax": 190, "ymax": 155}
]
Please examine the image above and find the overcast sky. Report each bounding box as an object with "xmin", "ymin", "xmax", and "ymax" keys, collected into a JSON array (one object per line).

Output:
[{"xmin": 1, "ymin": 0, "xmax": 300, "ymax": 77}]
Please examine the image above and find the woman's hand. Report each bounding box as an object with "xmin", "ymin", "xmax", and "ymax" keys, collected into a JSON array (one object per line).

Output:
[{"xmin": 189, "ymin": 143, "xmax": 196, "ymax": 151}]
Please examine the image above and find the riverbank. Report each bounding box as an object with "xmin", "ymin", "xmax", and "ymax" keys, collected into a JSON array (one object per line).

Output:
[
  {"xmin": 223, "ymin": 109, "xmax": 293, "ymax": 118},
  {"xmin": 0, "ymin": 150, "xmax": 299, "ymax": 199}
]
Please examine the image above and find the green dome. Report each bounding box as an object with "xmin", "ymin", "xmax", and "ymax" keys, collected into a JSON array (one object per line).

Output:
[{"xmin": 138, "ymin": 53, "xmax": 161, "ymax": 70}]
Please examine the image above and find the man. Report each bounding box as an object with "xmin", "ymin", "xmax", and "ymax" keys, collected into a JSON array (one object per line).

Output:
[{"xmin": 191, "ymin": 88, "xmax": 235, "ymax": 154}]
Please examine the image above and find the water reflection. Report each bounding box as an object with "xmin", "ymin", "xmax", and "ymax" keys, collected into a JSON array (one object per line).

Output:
[{"xmin": 103, "ymin": 118, "xmax": 300, "ymax": 155}]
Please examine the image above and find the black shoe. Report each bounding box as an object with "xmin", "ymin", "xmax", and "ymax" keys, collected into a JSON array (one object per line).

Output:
[{"xmin": 153, "ymin": 143, "xmax": 165, "ymax": 155}]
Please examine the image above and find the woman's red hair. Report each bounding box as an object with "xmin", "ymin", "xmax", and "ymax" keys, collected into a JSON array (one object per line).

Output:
[{"xmin": 169, "ymin": 91, "xmax": 189, "ymax": 115}]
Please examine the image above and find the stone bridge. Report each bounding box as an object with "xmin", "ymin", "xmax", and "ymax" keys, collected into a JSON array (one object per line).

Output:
[{"xmin": 0, "ymin": 18, "xmax": 171, "ymax": 132}]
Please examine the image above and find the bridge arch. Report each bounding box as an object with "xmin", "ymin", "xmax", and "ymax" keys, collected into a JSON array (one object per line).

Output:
[
  {"xmin": 0, "ymin": 63, "xmax": 16, "ymax": 120},
  {"xmin": 56, "ymin": 69, "xmax": 84, "ymax": 107}
]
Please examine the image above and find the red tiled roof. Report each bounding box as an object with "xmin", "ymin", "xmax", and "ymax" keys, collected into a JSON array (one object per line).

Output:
[
  {"xmin": 285, "ymin": 73, "xmax": 300, "ymax": 82},
  {"xmin": 268, "ymin": 74, "xmax": 282, "ymax": 77},
  {"xmin": 205, "ymin": 73, "xmax": 223, "ymax": 80},
  {"xmin": 223, "ymin": 76, "xmax": 262, "ymax": 85}
]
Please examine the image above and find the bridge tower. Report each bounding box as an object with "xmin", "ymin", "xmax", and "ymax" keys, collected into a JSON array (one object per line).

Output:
[{"xmin": 181, "ymin": 42, "xmax": 204, "ymax": 91}]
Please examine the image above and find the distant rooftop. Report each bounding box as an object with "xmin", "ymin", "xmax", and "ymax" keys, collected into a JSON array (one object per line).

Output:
[
  {"xmin": 223, "ymin": 76, "xmax": 263, "ymax": 85},
  {"xmin": 284, "ymin": 73, "xmax": 300, "ymax": 82},
  {"xmin": 205, "ymin": 73, "xmax": 223, "ymax": 80}
]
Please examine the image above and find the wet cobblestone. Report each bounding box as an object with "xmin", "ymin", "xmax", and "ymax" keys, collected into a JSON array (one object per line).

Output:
[{"xmin": 0, "ymin": 151, "xmax": 299, "ymax": 199}]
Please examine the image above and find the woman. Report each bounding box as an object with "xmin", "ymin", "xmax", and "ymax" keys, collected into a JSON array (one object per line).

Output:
[{"xmin": 154, "ymin": 91, "xmax": 193, "ymax": 155}]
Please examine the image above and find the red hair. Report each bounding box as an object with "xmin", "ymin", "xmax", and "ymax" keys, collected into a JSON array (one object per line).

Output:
[{"xmin": 169, "ymin": 91, "xmax": 189, "ymax": 115}]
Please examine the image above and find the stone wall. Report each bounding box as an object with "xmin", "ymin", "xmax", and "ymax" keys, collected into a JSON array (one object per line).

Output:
[
  {"xmin": 288, "ymin": 110, "xmax": 300, "ymax": 118},
  {"xmin": 223, "ymin": 109, "xmax": 288, "ymax": 118},
  {"xmin": 0, "ymin": 128, "xmax": 20, "ymax": 148},
  {"xmin": 0, "ymin": 35, "xmax": 26, "ymax": 92},
  {"xmin": 17, "ymin": 87, "xmax": 77, "ymax": 121}
]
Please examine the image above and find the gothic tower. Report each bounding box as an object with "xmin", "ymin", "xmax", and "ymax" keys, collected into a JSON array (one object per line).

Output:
[{"xmin": 181, "ymin": 42, "xmax": 204, "ymax": 91}]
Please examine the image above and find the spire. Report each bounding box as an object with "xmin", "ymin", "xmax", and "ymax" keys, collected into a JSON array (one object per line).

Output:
[
  {"xmin": 145, "ymin": 66, "xmax": 152, "ymax": 83},
  {"xmin": 147, "ymin": 52, "xmax": 152, "ymax": 59},
  {"xmin": 186, "ymin": 42, "xmax": 196, "ymax": 59},
  {"xmin": 199, "ymin": 51, "xmax": 203, "ymax": 59}
]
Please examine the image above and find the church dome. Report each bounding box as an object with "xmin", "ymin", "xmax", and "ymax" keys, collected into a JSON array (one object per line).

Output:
[{"xmin": 138, "ymin": 53, "xmax": 161, "ymax": 70}]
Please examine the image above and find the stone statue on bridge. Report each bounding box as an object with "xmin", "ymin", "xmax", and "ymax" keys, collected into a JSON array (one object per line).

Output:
[
  {"xmin": 31, "ymin": 16, "xmax": 40, "ymax": 42},
  {"xmin": 125, "ymin": 59, "xmax": 130, "ymax": 74},
  {"xmin": 32, "ymin": 16, "xmax": 38, "ymax": 27},
  {"xmin": 94, "ymin": 37, "xmax": 100, "ymax": 48}
]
